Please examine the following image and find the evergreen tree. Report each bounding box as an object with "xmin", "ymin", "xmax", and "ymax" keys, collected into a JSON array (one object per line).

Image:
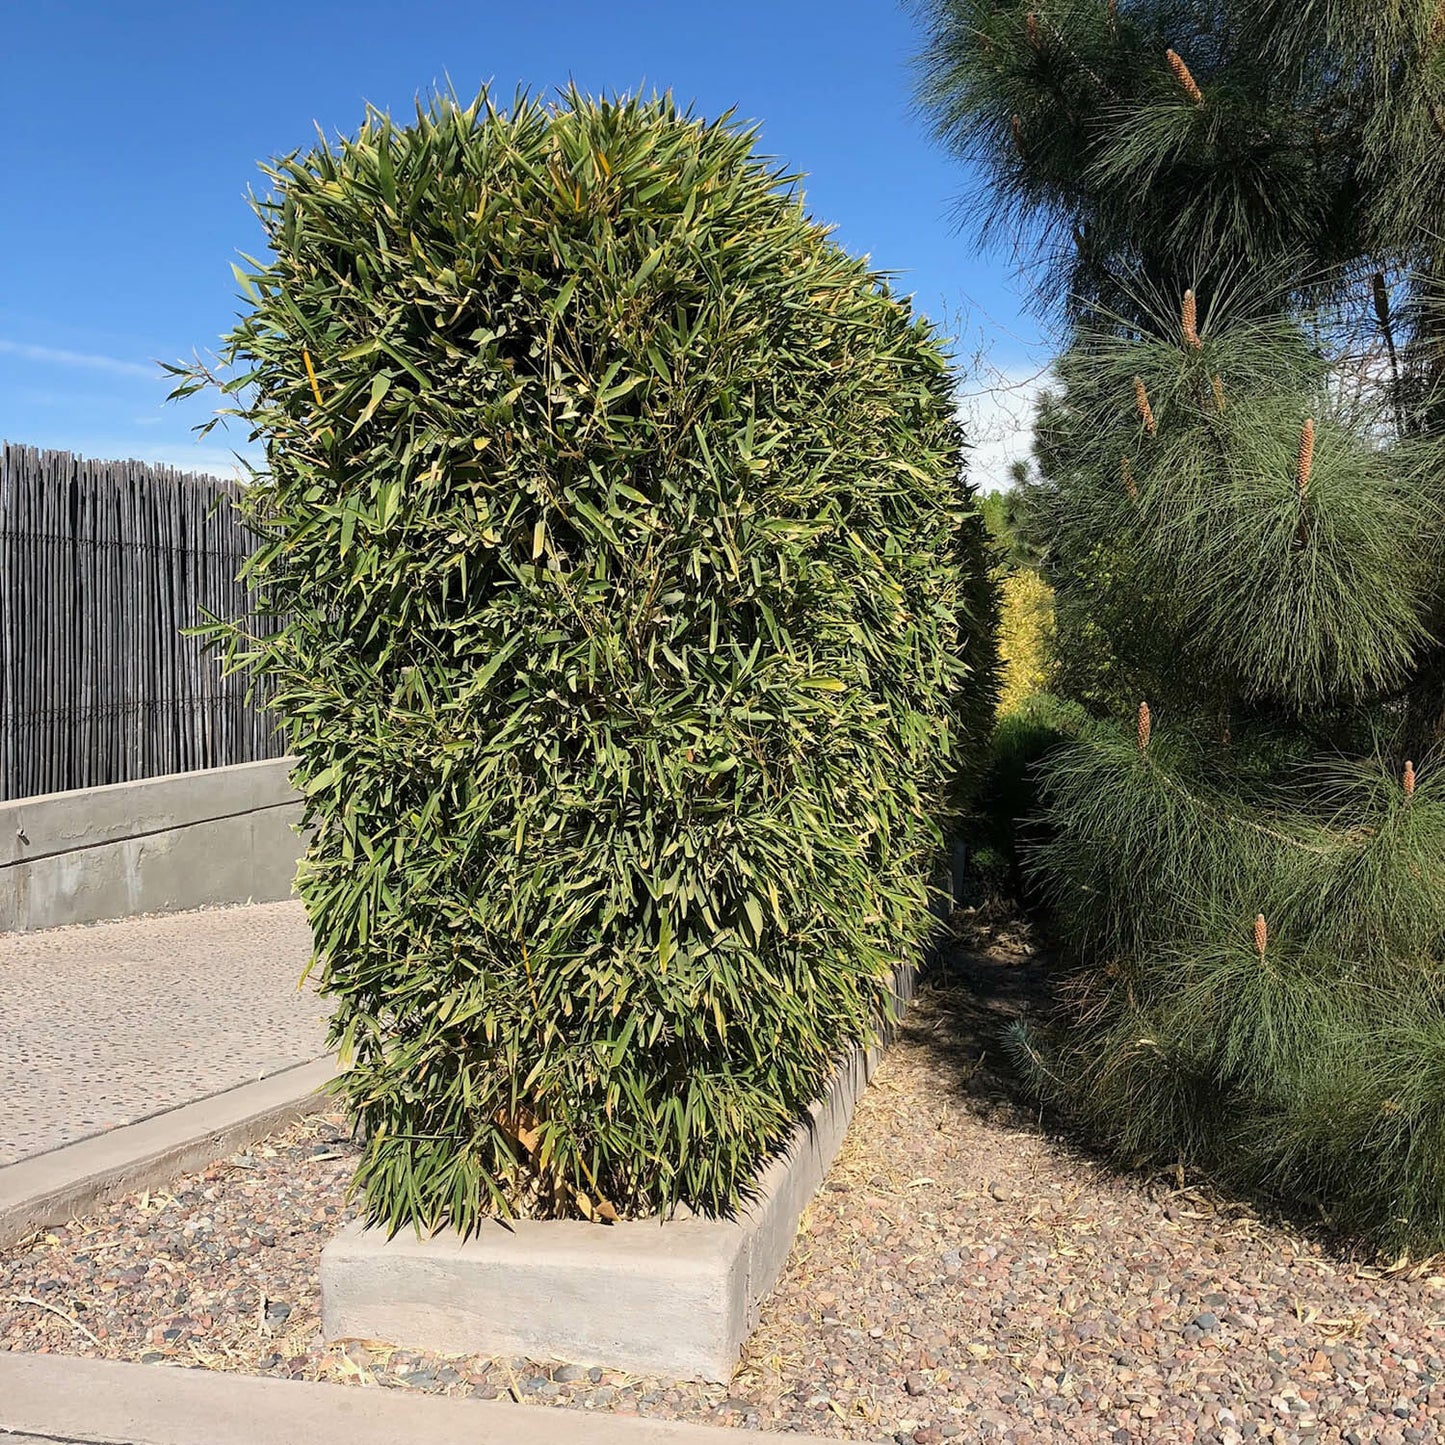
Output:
[
  {"xmin": 914, "ymin": 1, "xmax": 1445, "ymax": 318},
  {"xmin": 916, "ymin": 0, "xmax": 1445, "ymax": 1250}
]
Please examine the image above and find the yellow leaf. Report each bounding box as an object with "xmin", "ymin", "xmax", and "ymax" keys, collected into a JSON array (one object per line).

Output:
[
  {"xmin": 493, "ymin": 1108, "xmax": 540, "ymax": 1155},
  {"xmin": 302, "ymin": 348, "xmax": 324, "ymax": 407}
]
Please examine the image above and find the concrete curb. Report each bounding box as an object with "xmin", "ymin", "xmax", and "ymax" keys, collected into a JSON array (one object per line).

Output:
[
  {"xmin": 0, "ymin": 1057, "xmax": 334, "ymax": 1249},
  {"xmin": 0, "ymin": 1352, "xmax": 841, "ymax": 1445},
  {"xmin": 322, "ymin": 967, "xmax": 915, "ymax": 1383}
]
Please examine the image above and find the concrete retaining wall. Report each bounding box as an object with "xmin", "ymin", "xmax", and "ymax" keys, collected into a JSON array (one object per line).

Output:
[{"xmin": 0, "ymin": 758, "xmax": 304, "ymax": 932}]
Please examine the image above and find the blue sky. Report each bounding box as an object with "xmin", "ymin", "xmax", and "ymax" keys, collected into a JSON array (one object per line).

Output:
[{"xmin": 2, "ymin": 0, "xmax": 1051, "ymax": 486}]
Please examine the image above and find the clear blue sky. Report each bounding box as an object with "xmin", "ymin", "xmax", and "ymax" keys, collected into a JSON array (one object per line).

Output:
[{"xmin": 1, "ymin": 0, "xmax": 1049, "ymax": 483}]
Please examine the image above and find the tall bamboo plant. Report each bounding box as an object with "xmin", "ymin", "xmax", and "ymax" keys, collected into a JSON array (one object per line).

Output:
[{"xmin": 175, "ymin": 89, "xmax": 997, "ymax": 1233}]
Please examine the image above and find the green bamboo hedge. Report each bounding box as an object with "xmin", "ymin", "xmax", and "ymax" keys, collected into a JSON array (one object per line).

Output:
[{"xmin": 179, "ymin": 89, "xmax": 996, "ymax": 1232}]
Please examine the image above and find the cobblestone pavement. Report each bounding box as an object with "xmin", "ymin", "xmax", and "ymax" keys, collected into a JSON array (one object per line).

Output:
[{"xmin": 0, "ymin": 901, "xmax": 324, "ymax": 1166}]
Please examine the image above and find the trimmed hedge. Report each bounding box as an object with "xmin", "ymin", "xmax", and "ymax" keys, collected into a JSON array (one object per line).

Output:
[{"xmin": 185, "ymin": 89, "xmax": 996, "ymax": 1231}]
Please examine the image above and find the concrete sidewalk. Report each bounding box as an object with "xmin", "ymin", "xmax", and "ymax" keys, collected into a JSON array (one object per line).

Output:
[
  {"xmin": 0, "ymin": 1353, "xmax": 843, "ymax": 1445},
  {"xmin": 0, "ymin": 901, "xmax": 323, "ymax": 1168}
]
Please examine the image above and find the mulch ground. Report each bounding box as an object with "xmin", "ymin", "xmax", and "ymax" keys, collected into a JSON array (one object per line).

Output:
[{"xmin": 4, "ymin": 917, "xmax": 1444, "ymax": 1445}]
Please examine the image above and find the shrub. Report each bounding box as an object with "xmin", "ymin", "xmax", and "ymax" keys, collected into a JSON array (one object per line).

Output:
[
  {"xmin": 995, "ymin": 569, "xmax": 1053, "ymax": 714},
  {"xmin": 967, "ymin": 691, "xmax": 1084, "ymax": 903},
  {"xmin": 182, "ymin": 89, "xmax": 996, "ymax": 1231}
]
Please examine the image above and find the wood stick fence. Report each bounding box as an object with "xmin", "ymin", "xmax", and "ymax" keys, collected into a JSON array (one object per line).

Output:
[{"xmin": 0, "ymin": 442, "xmax": 282, "ymax": 801}]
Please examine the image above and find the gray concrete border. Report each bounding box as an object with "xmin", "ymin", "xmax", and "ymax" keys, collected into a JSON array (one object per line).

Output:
[
  {"xmin": 0, "ymin": 1352, "xmax": 840, "ymax": 1445},
  {"xmin": 0, "ymin": 758, "xmax": 304, "ymax": 932},
  {"xmin": 322, "ymin": 968, "xmax": 914, "ymax": 1383},
  {"xmin": 0, "ymin": 1057, "xmax": 334, "ymax": 1249}
]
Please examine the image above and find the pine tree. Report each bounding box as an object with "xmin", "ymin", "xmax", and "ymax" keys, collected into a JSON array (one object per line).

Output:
[
  {"xmin": 915, "ymin": 1, "xmax": 1445, "ymax": 324},
  {"xmin": 916, "ymin": 0, "xmax": 1445, "ymax": 1252}
]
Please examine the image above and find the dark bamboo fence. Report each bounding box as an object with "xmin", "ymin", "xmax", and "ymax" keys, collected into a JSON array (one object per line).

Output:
[{"xmin": 0, "ymin": 442, "xmax": 282, "ymax": 801}]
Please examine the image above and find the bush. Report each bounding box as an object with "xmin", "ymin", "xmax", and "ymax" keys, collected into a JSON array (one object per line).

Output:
[
  {"xmin": 183, "ymin": 89, "xmax": 996, "ymax": 1231},
  {"xmin": 968, "ymin": 691, "xmax": 1085, "ymax": 902},
  {"xmin": 995, "ymin": 569, "xmax": 1053, "ymax": 714}
]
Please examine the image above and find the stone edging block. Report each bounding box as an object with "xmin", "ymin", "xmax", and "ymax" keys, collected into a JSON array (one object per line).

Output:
[
  {"xmin": 0, "ymin": 756, "xmax": 304, "ymax": 931},
  {"xmin": 0, "ymin": 1350, "xmax": 841, "ymax": 1445}
]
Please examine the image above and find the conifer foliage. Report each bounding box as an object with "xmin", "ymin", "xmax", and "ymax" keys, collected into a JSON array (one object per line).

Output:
[
  {"xmin": 179, "ymin": 90, "xmax": 996, "ymax": 1232},
  {"xmin": 917, "ymin": 1, "xmax": 1445, "ymax": 1251}
]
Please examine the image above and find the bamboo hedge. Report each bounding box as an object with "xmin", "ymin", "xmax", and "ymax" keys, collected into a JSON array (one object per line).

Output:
[{"xmin": 177, "ymin": 89, "xmax": 997, "ymax": 1232}]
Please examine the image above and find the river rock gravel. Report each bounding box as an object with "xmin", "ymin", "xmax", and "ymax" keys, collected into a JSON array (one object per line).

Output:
[{"xmin": 3, "ymin": 929, "xmax": 1443, "ymax": 1444}]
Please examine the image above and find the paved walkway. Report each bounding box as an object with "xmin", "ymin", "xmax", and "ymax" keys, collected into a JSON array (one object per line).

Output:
[
  {"xmin": 1, "ymin": 1354, "xmax": 823, "ymax": 1445},
  {"xmin": 0, "ymin": 901, "xmax": 324, "ymax": 1167}
]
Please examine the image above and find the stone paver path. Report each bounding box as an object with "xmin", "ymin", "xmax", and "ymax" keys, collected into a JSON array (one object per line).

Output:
[{"xmin": 0, "ymin": 900, "xmax": 323, "ymax": 1166}]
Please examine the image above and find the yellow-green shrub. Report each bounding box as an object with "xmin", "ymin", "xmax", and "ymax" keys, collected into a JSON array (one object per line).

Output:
[{"xmin": 996, "ymin": 569, "xmax": 1053, "ymax": 713}]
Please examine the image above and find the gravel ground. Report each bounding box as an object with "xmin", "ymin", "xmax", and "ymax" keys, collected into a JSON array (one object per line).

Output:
[
  {"xmin": 0, "ymin": 900, "xmax": 322, "ymax": 1165},
  {"xmin": 4, "ymin": 925, "xmax": 1445, "ymax": 1444}
]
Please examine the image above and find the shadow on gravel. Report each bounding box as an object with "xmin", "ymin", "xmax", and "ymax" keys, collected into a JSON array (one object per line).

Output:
[
  {"xmin": 912, "ymin": 901, "xmax": 1402, "ymax": 1263},
  {"xmin": 903, "ymin": 905, "xmax": 1054, "ymax": 1116}
]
